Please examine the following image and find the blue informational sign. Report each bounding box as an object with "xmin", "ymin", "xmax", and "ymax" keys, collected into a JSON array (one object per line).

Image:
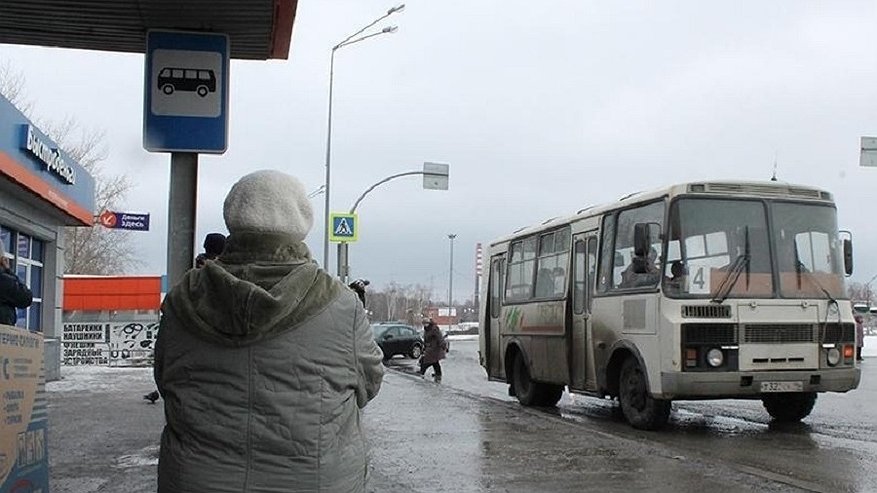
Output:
[
  {"xmin": 143, "ymin": 30, "xmax": 229, "ymax": 153},
  {"xmin": 98, "ymin": 211, "xmax": 150, "ymax": 231},
  {"xmin": 0, "ymin": 95, "xmax": 95, "ymax": 226},
  {"xmin": 329, "ymin": 213, "xmax": 358, "ymax": 243}
]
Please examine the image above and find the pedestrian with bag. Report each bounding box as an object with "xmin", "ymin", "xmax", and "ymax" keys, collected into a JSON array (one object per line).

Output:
[{"xmin": 418, "ymin": 317, "xmax": 447, "ymax": 383}]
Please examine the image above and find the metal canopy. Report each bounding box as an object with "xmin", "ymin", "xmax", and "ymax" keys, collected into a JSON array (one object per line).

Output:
[{"xmin": 0, "ymin": 0, "xmax": 298, "ymax": 60}]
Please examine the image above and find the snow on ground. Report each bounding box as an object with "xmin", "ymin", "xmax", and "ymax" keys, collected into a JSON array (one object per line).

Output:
[
  {"xmin": 864, "ymin": 336, "xmax": 877, "ymax": 357},
  {"xmin": 47, "ymin": 365, "xmax": 153, "ymax": 393}
]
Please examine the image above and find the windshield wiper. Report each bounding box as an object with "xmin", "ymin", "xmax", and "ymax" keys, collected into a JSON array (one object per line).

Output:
[
  {"xmin": 794, "ymin": 259, "xmax": 835, "ymax": 303},
  {"xmin": 711, "ymin": 226, "xmax": 751, "ymax": 304}
]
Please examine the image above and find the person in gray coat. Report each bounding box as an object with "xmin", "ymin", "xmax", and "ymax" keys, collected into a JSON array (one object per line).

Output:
[{"xmin": 154, "ymin": 170, "xmax": 385, "ymax": 493}]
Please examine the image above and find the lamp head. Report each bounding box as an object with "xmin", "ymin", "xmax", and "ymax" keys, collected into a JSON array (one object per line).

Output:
[
  {"xmin": 382, "ymin": 26, "xmax": 399, "ymax": 34},
  {"xmin": 388, "ymin": 4, "xmax": 405, "ymax": 14}
]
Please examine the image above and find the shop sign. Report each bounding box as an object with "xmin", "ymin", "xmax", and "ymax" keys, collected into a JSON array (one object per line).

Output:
[
  {"xmin": 98, "ymin": 211, "xmax": 150, "ymax": 231},
  {"xmin": 20, "ymin": 124, "xmax": 76, "ymax": 185}
]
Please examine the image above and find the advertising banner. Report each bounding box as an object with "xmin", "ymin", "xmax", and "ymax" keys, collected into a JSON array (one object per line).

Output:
[{"xmin": 0, "ymin": 324, "xmax": 49, "ymax": 493}]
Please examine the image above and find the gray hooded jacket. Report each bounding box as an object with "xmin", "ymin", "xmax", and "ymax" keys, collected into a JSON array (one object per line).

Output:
[{"xmin": 154, "ymin": 233, "xmax": 384, "ymax": 493}]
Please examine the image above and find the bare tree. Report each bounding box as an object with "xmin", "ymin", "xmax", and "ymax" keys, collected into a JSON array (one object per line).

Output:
[
  {"xmin": 0, "ymin": 61, "xmax": 139, "ymax": 274},
  {"xmin": 0, "ymin": 60, "xmax": 31, "ymax": 114},
  {"xmin": 848, "ymin": 282, "xmax": 876, "ymax": 306}
]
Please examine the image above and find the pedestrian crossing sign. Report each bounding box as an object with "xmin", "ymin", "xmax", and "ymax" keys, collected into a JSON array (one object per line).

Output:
[{"xmin": 329, "ymin": 213, "xmax": 358, "ymax": 242}]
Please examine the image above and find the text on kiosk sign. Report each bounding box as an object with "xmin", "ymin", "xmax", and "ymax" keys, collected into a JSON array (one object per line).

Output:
[{"xmin": 22, "ymin": 125, "xmax": 76, "ymax": 185}]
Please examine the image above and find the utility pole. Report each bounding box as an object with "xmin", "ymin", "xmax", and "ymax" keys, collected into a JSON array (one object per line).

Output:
[{"xmin": 448, "ymin": 233, "xmax": 456, "ymax": 331}]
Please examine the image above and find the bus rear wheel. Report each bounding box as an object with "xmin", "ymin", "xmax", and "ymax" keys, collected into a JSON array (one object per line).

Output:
[
  {"xmin": 618, "ymin": 357, "xmax": 671, "ymax": 430},
  {"xmin": 512, "ymin": 354, "xmax": 563, "ymax": 407},
  {"xmin": 762, "ymin": 392, "xmax": 817, "ymax": 423}
]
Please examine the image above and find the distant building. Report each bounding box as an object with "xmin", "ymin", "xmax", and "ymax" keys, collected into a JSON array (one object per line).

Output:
[{"xmin": 426, "ymin": 306, "xmax": 458, "ymax": 326}]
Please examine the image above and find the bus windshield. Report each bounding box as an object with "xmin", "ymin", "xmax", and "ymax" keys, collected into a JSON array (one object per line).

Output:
[
  {"xmin": 772, "ymin": 202, "xmax": 845, "ymax": 299},
  {"xmin": 664, "ymin": 198, "xmax": 844, "ymax": 299},
  {"xmin": 665, "ymin": 198, "xmax": 771, "ymax": 298}
]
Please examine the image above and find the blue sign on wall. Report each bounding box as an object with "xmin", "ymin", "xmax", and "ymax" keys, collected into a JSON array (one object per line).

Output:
[
  {"xmin": 143, "ymin": 30, "xmax": 229, "ymax": 154},
  {"xmin": 0, "ymin": 94, "xmax": 95, "ymax": 225}
]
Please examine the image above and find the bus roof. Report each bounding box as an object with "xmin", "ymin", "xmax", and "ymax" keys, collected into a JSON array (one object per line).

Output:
[{"xmin": 490, "ymin": 180, "xmax": 834, "ymax": 247}]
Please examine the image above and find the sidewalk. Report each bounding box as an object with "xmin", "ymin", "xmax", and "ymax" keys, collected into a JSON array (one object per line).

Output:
[{"xmin": 47, "ymin": 366, "xmax": 797, "ymax": 493}]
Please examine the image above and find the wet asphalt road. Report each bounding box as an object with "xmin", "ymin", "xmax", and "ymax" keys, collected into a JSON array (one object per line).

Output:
[
  {"xmin": 385, "ymin": 338, "xmax": 877, "ymax": 493},
  {"xmin": 45, "ymin": 341, "xmax": 874, "ymax": 493}
]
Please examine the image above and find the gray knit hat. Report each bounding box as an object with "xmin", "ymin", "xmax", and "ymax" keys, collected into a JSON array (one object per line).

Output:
[{"xmin": 223, "ymin": 170, "xmax": 313, "ymax": 242}]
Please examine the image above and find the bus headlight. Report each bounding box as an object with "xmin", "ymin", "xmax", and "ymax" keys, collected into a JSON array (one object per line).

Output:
[
  {"xmin": 826, "ymin": 347, "xmax": 841, "ymax": 367},
  {"xmin": 706, "ymin": 348, "xmax": 724, "ymax": 368}
]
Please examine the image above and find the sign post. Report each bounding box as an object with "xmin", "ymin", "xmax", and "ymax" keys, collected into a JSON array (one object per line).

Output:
[
  {"xmin": 329, "ymin": 213, "xmax": 358, "ymax": 283},
  {"xmin": 144, "ymin": 31, "xmax": 229, "ymax": 287}
]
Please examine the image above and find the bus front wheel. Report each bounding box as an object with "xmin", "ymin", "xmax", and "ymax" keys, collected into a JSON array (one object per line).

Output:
[
  {"xmin": 161, "ymin": 84, "xmax": 174, "ymax": 95},
  {"xmin": 618, "ymin": 357, "xmax": 671, "ymax": 430},
  {"xmin": 762, "ymin": 392, "xmax": 817, "ymax": 423},
  {"xmin": 512, "ymin": 354, "xmax": 563, "ymax": 407}
]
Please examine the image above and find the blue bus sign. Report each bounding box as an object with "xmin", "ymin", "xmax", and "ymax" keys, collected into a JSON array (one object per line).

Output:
[{"xmin": 144, "ymin": 30, "xmax": 229, "ymax": 153}]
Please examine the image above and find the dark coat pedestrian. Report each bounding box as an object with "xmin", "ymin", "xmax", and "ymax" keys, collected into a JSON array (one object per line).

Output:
[
  {"xmin": 0, "ymin": 244, "xmax": 33, "ymax": 327},
  {"xmin": 154, "ymin": 170, "xmax": 384, "ymax": 493},
  {"xmin": 419, "ymin": 318, "xmax": 447, "ymax": 382},
  {"xmin": 194, "ymin": 232, "xmax": 226, "ymax": 268},
  {"xmin": 855, "ymin": 314, "xmax": 865, "ymax": 361}
]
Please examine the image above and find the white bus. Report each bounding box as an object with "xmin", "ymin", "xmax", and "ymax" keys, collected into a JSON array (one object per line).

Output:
[{"xmin": 479, "ymin": 180, "xmax": 861, "ymax": 430}]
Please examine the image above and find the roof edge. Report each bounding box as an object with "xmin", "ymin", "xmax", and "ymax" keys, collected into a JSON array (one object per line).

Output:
[{"xmin": 270, "ymin": 0, "xmax": 298, "ymax": 59}]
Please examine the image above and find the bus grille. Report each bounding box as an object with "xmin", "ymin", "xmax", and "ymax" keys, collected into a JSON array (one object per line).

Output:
[
  {"xmin": 744, "ymin": 324, "xmax": 814, "ymax": 343},
  {"xmin": 682, "ymin": 324, "xmax": 737, "ymax": 345},
  {"xmin": 819, "ymin": 323, "xmax": 855, "ymax": 343},
  {"xmin": 682, "ymin": 305, "xmax": 731, "ymax": 319}
]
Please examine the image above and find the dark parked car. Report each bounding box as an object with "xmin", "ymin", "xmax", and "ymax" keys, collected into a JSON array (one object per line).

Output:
[{"xmin": 372, "ymin": 323, "xmax": 423, "ymax": 360}]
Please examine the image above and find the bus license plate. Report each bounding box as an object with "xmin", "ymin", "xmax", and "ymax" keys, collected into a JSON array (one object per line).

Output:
[{"xmin": 760, "ymin": 381, "xmax": 803, "ymax": 393}]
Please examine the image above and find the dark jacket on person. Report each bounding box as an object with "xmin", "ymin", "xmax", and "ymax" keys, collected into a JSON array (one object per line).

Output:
[
  {"xmin": 421, "ymin": 323, "xmax": 447, "ymax": 365},
  {"xmin": 154, "ymin": 233, "xmax": 384, "ymax": 493},
  {"xmin": 0, "ymin": 267, "xmax": 33, "ymax": 326}
]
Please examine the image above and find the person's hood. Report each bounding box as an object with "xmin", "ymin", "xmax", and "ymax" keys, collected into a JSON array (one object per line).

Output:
[{"xmin": 162, "ymin": 232, "xmax": 341, "ymax": 347}]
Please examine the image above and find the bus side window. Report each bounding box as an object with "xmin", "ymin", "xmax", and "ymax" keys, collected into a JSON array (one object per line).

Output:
[
  {"xmin": 573, "ymin": 240, "xmax": 585, "ymax": 314},
  {"xmin": 490, "ymin": 258, "xmax": 503, "ymax": 318},
  {"xmin": 587, "ymin": 237, "xmax": 597, "ymax": 310}
]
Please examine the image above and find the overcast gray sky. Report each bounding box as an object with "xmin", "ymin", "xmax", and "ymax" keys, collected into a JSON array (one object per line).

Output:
[{"xmin": 4, "ymin": 0, "xmax": 877, "ymax": 302}]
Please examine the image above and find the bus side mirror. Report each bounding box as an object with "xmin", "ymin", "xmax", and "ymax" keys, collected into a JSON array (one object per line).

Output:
[
  {"xmin": 634, "ymin": 223, "xmax": 650, "ymax": 257},
  {"xmin": 843, "ymin": 238, "xmax": 853, "ymax": 276}
]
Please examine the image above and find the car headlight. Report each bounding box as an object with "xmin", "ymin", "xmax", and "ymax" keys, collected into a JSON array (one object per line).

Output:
[
  {"xmin": 706, "ymin": 348, "xmax": 724, "ymax": 368},
  {"xmin": 826, "ymin": 347, "xmax": 841, "ymax": 366}
]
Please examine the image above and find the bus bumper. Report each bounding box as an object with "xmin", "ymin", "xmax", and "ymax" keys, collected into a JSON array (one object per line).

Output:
[{"xmin": 658, "ymin": 368, "xmax": 861, "ymax": 400}]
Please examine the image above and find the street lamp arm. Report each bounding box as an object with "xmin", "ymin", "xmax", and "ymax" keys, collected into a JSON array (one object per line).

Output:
[
  {"xmin": 335, "ymin": 29, "xmax": 395, "ymax": 50},
  {"xmin": 349, "ymin": 171, "xmax": 424, "ymax": 213},
  {"xmin": 334, "ymin": 5, "xmax": 402, "ymax": 49}
]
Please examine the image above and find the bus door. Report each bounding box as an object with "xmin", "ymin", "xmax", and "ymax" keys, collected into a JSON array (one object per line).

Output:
[
  {"xmin": 485, "ymin": 255, "xmax": 505, "ymax": 378},
  {"xmin": 570, "ymin": 234, "xmax": 598, "ymax": 391}
]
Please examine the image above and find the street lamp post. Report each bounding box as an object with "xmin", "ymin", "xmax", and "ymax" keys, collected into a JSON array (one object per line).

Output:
[
  {"xmin": 448, "ymin": 233, "xmax": 456, "ymax": 332},
  {"xmin": 337, "ymin": 162, "xmax": 450, "ymax": 283},
  {"xmin": 323, "ymin": 4, "xmax": 405, "ymax": 272}
]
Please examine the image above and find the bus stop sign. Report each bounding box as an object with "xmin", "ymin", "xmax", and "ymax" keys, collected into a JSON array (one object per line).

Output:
[{"xmin": 144, "ymin": 30, "xmax": 229, "ymax": 153}]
